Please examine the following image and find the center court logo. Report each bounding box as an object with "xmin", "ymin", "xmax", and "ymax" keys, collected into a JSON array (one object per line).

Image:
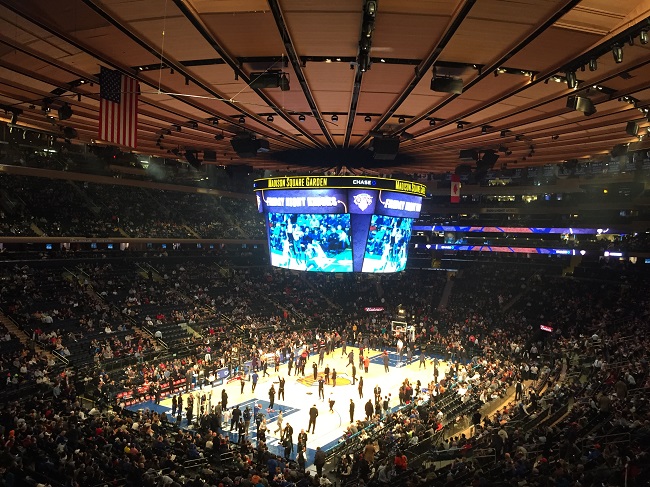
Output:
[{"xmin": 353, "ymin": 193, "xmax": 373, "ymax": 211}]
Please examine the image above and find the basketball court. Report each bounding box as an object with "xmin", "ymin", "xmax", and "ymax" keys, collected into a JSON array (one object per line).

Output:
[{"xmin": 127, "ymin": 344, "xmax": 452, "ymax": 468}]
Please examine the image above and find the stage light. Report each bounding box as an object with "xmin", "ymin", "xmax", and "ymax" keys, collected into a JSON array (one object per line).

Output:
[
  {"xmin": 331, "ymin": 114, "xmax": 338, "ymax": 122},
  {"xmin": 457, "ymin": 122, "xmax": 464, "ymax": 130},
  {"xmin": 481, "ymin": 125, "xmax": 488, "ymax": 135},
  {"xmin": 298, "ymin": 114, "xmax": 306, "ymax": 122},
  {"xmin": 398, "ymin": 116, "xmax": 405, "ymax": 124},
  {"xmin": 239, "ymin": 116, "xmax": 245, "ymax": 124},
  {"xmin": 588, "ymin": 58, "xmax": 598, "ymax": 71},
  {"xmin": 364, "ymin": 115, "xmax": 371, "ymax": 122},
  {"xmin": 429, "ymin": 119, "xmax": 436, "ymax": 126},
  {"xmin": 612, "ymin": 44, "xmax": 623, "ymax": 64},
  {"xmin": 566, "ymin": 71, "xmax": 577, "ymax": 89},
  {"xmin": 267, "ymin": 115, "xmax": 274, "ymax": 122},
  {"xmin": 641, "ymin": 30, "xmax": 648, "ymax": 45},
  {"xmin": 500, "ymin": 130, "xmax": 507, "ymax": 138},
  {"xmin": 279, "ymin": 73, "xmax": 290, "ymax": 91}
]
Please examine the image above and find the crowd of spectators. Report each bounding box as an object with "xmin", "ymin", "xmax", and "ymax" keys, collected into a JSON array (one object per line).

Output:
[
  {"xmin": 0, "ymin": 254, "xmax": 649, "ymax": 487},
  {"xmin": 0, "ymin": 174, "xmax": 264, "ymax": 240}
]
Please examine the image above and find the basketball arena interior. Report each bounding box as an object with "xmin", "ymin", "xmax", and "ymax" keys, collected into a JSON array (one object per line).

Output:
[{"xmin": 0, "ymin": 1, "xmax": 650, "ymax": 487}]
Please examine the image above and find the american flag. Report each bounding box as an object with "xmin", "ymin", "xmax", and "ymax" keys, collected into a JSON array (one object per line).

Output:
[{"xmin": 98, "ymin": 67, "xmax": 138, "ymax": 148}]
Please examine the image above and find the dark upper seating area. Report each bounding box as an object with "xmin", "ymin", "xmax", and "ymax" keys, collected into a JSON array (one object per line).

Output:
[{"xmin": 0, "ymin": 173, "xmax": 264, "ymax": 239}]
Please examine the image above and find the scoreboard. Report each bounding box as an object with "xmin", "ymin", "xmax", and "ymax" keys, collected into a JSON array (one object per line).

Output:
[{"xmin": 254, "ymin": 176, "xmax": 425, "ymax": 273}]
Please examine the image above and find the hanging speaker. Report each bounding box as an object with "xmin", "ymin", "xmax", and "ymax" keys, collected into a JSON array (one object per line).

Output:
[{"xmin": 626, "ymin": 121, "xmax": 639, "ymax": 136}]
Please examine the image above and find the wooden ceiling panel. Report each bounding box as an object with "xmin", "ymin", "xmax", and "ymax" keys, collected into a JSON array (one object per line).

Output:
[
  {"xmin": 371, "ymin": 13, "xmax": 453, "ymax": 60},
  {"xmin": 283, "ymin": 12, "xmax": 362, "ymax": 58},
  {"xmin": 200, "ymin": 12, "xmax": 285, "ymax": 57}
]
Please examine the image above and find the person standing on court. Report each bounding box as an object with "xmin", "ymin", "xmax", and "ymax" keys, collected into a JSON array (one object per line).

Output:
[
  {"xmin": 419, "ymin": 348, "xmax": 427, "ymax": 369},
  {"xmin": 251, "ymin": 371, "xmax": 259, "ymax": 392},
  {"xmin": 274, "ymin": 410, "xmax": 284, "ymax": 435},
  {"xmin": 351, "ymin": 363, "xmax": 357, "ymax": 385},
  {"xmin": 324, "ymin": 365, "xmax": 330, "ymax": 385},
  {"xmin": 347, "ymin": 350, "xmax": 354, "ymax": 367},
  {"xmin": 268, "ymin": 384, "xmax": 276, "ymax": 410},
  {"xmin": 314, "ymin": 446, "xmax": 326, "ymax": 477},
  {"xmin": 318, "ymin": 377, "xmax": 325, "ymax": 400},
  {"xmin": 364, "ymin": 355, "xmax": 370, "ymax": 373},
  {"xmin": 240, "ymin": 376, "xmax": 246, "ymax": 394},
  {"xmin": 332, "ymin": 368, "xmax": 337, "ymax": 387},
  {"xmin": 312, "ymin": 362, "xmax": 318, "ymax": 380},
  {"xmin": 349, "ymin": 399, "xmax": 355, "ymax": 423},
  {"xmin": 365, "ymin": 399, "xmax": 374, "ymax": 420},
  {"xmin": 278, "ymin": 376, "xmax": 285, "ymax": 400},
  {"xmin": 221, "ymin": 389, "xmax": 227, "ymax": 411},
  {"xmin": 383, "ymin": 350, "xmax": 390, "ymax": 372},
  {"xmin": 297, "ymin": 429, "xmax": 308, "ymax": 453},
  {"xmin": 328, "ymin": 393, "xmax": 336, "ymax": 413},
  {"xmin": 358, "ymin": 376, "xmax": 364, "ymax": 398},
  {"xmin": 308, "ymin": 404, "xmax": 318, "ymax": 433}
]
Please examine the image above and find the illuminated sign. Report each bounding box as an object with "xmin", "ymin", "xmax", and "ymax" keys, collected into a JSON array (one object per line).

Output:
[
  {"xmin": 254, "ymin": 175, "xmax": 426, "ymax": 196},
  {"xmin": 540, "ymin": 325, "xmax": 553, "ymax": 332},
  {"xmin": 364, "ymin": 307, "xmax": 385, "ymax": 312}
]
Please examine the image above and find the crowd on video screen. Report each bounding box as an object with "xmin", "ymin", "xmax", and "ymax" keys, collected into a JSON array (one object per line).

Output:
[
  {"xmin": 363, "ymin": 215, "xmax": 413, "ymax": 272},
  {"xmin": 267, "ymin": 213, "xmax": 352, "ymax": 271}
]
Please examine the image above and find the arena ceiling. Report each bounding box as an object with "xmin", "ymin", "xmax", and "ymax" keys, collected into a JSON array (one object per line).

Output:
[{"xmin": 0, "ymin": 0, "xmax": 650, "ymax": 174}]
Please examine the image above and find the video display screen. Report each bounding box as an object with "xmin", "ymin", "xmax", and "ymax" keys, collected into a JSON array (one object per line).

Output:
[
  {"xmin": 267, "ymin": 213, "xmax": 353, "ymax": 272},
  {"xmin": 362, "ymin": 215, "xmax": 414, "ymax": 273},
  {"xmin": 255, "ymin": 176, "xmax": 423, "ymax": 273}
]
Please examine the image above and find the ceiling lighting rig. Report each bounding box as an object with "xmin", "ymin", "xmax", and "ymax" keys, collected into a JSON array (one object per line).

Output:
[{"xmin": 356, "ymin": 0, "xmax": 377, "ymax": 72}]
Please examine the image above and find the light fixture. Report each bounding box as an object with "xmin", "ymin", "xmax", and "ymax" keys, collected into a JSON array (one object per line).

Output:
[
  {"xmin": 457, "ymin": 122, "xmax": 464, "ymax": 130},
  {"xmin": 185, "ymin": 77, "xmax": 190, "ymax": 85},
  {"xmin": 429, "ymin": 119, "xmax": 436, "ymax": 126},
  {"xmin": 279, "ymin": 73, "xmax": 290, "ymax": 91},
  {"xmin": 612, "ymin": 44, "xmax": 623, "ymax": 64},
  {"xmin": 212, "ymin": 118, "xmax": 219, "ymax": 125},
  {"xmin": 641, "ymin": 30, "xmax": 648, "ymax": 45},
  {"xmin": 331, "ymin": 114, "xmax": 338, "ymax": 122},
  {"xmin": 566, "ymin": 71, "xmax": 577, "ymax": 89},
  {"xmin": 267, "ymin": 115, "xmax": 274, "ymax": 122},
  {"xmin": 552, "ymin": 135, "xmax": 559, "ymax": 140},
  {"xmin": 364, "ymin": 115, "xmax": 371, "ymax": 122},
  {"xmin": 365, "ymin": 0, "xmax": 377, "ymax": 16},
  {"xmin": 239, "ymin": 116, "xmax": 245, "ymax": 124},
  {"xmin": 481, "ymin": 125, "xmax": 488, "ymax": 135},
  {"xmin": 500, "ymin": 130, "xmax": 507, "ymax": 137},
  {"xmin": 298, "ymin": 114, "xmax": 306, "ymax": 122},
  {"xmin": 398, "ymin": 116, "xmax": 405, "ymax": 124}
]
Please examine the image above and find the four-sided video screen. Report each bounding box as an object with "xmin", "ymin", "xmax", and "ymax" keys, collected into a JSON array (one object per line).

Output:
[{"xmin": 254, "ymin": 176, "xmax": 424, "ymax": 273}]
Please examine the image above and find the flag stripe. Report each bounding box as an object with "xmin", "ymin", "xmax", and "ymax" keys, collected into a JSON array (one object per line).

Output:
[{"xmin": 98, "ymin": 71, "xmax": 138, "ymax": 148}]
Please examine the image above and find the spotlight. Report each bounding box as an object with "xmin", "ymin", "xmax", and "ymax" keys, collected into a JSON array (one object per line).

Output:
[
  {"xmin": 429, "ymin": 119, "xmax": 436, "ymax": 126},
  {"xmin": 588, "ymin": 58, "xmax": 598, "ymax": 71},
  {"xmin": 500, "ymin": 130, "xmax": 507, "ymax": 138},
  {"xmin": 212, "ymin": 118, "xmax": 219, "ymax": 125},
  {"xmin": 457, "ymin": 122, "xmax": 464, "ymax": 130},
  {"xmin": 612, "ymin": 44, "xmax": 623, "ymax": 64},
  {"xmin": 279, "ymin": 73, "xmax": 290, "ymax": 91},
  {"xmin": 364, "ymin": 115, "xmax": 371, "ymax": 122},
  {"xmin": 239, "ymin": 116, "xmax": 245, "ymax": 124},
  {"xmin": 481, "ymin": 125, "xmax": 488, "ymax": 135},
  {"xmin": 641, "ymin": 30, "xmax": 648, "ymax": 45},
  {"xmin": 366, "ymin": 0, "xmax": 377, "ymax": 16},
  {"xmin": 552, "ymin": 135, "xmax": 559, "ymax": 140},
  {"xmin": 10, "ymin": 111, "xmax": 18, "ymax": 125},
  {"xmin": 331, "ymin": 114, "xmax": 338, "ymax": 122},
  {"xmin": 298, "ymin": 114, "xmax": 306, "ymax": 122},
  {"xmin": 190, "ymin": 121, "xmax": 198, "ymax": 129},
  {"xmin": 174, "ymin": 125, "xmax": 181, "ymax": 132},
  {"xmin": 267, "ymin": 115, "xmax": 274, "ymax": 122},
  {"xmin": 566, "ymin": 71, "xmax": 577, "ymax": 89},
  {"xmin": 398, "ymin": 116, "xmax": 405, "ymax": 124}
]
